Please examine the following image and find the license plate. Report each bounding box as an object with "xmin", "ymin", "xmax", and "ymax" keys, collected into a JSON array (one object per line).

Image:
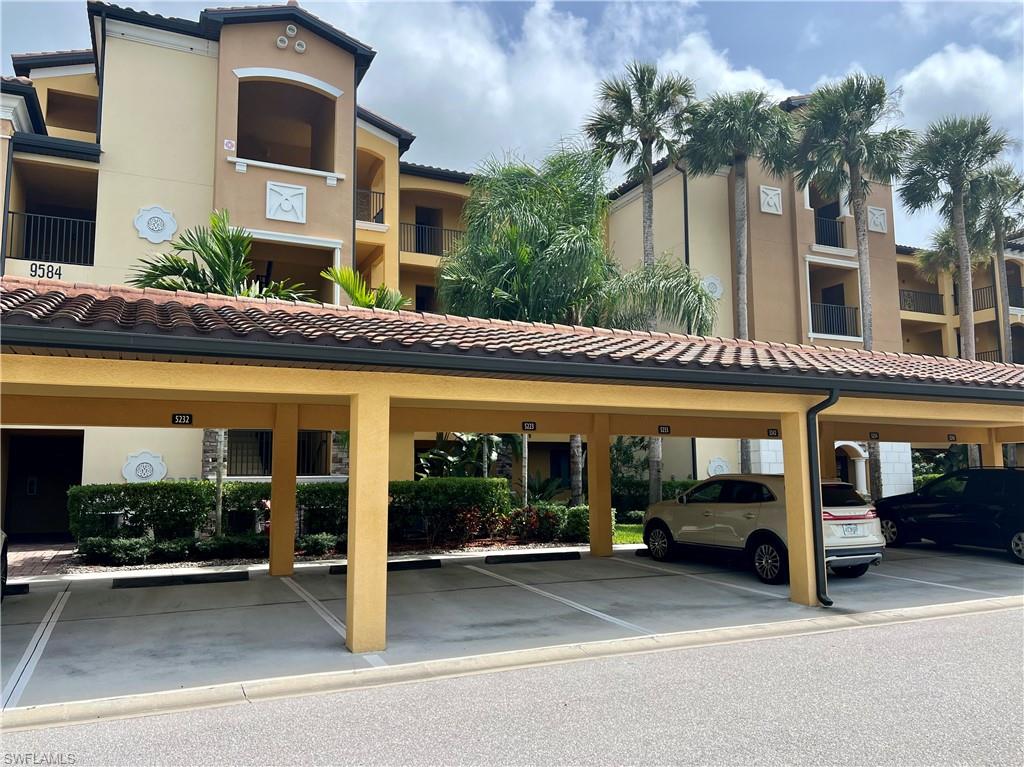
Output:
[{"xmin": 841, "ymin": 524, "xmax": 861, "ymax": 537}]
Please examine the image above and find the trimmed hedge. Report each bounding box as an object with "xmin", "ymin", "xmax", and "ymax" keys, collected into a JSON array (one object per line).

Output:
[
  {"xmin": 68, "ymin": 482, "xmax": 214, "ymax": 541},
  {"xmin": 611, "ymin": 478, "xmax": 698, "ymax": 518},
  {"xmin": 391, "ymin": 477, "xmax": 513, "ymax": 547}
]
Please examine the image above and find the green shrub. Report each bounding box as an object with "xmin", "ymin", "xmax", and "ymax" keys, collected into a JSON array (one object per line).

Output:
[
  {"xmin": 193, "ymin": 534, "xmax": 269, "ymax": 560},
  {"xmin": 77, "ymin": 536, "xmax": 152, "ymax": 566},
  {"xmin": 559, "ymin": 506, "xmax": 593, "ymax": 542},
  {"xmin": 390, "ymin": 477, "xmax": 512, "ymax": 547},
  {"xmin": 493, "ymin": 502, "xmax": 566, "ymax": 542},
  {"xmin": 622, "ymin": 509, "xmax": 645, "ymax": 524},
  {"xmin": 149, "ymin": 537, "xmax": 194, "ymax": 563},
  {"xmin": 611, "ymin": 477, "xmax": 648, "ymax": 514},
  {"xmin": 296, "ymin": 532, "xmax": 338, "ymax": 556},
  {"xmin": 68, "ymin": 482, "xmax": 213, "ymax": 541},
  {"xmin": 221, "ymin": 482, "xmax": 271, "ymax": 534},
  {"xmin": 298, "ymin": 483, "xmax": 348, "ymax": 535},
  {"xmin": 913, "ymin": 473, "xmax": 942, "ymax": 491},
  {"xmin": 662, "ymin": 479, "xmax": 697, "ymax": 500}
]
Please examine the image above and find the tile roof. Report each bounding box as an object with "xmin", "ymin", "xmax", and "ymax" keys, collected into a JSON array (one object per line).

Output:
[
  {"xmin": 399, "ymin": 161, "xmax": 474, "ymax": 184},
  {"xmin": 3, "ymin": 277, "xmax": 1023, "ymax": 399}
]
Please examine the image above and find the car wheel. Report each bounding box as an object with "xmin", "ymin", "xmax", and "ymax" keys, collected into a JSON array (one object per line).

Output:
[
  {"xmin": 750, "ymin": 536, "xmax": 789, "ymax": 585},
  {"xmin": 1009, "ymin": 531, "xmax": 1024, "ymax": 565},
  {"xmin": 831, "ymin": 563, "xmax": 871, "ymax": 578},
  {"xmin": 644, "ymin": 522, "xmax": 674, "ymax": 562},
  {"xmin": 879, "ymin": 517, "xmax": 904, "ymax": 547}
]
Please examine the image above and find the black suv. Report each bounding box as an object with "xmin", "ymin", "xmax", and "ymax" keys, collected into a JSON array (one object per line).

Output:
[{"xmin": 875, "ymin": 468, "xmax": 1024, "ymax": 563}]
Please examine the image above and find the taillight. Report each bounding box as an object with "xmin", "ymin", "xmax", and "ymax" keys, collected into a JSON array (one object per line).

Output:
[{"xmin": 822, "ymin": 507, "xmax": 877, "ymax": 520}]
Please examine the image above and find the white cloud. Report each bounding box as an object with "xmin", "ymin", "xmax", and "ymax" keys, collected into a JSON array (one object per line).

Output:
[{"xmin": 657, "ymin": 33, "xmax": 790, "ymax": 101}]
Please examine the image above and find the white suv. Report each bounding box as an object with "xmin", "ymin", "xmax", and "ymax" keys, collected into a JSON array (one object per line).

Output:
[{"xmin": 643, "ymin": 474, "xmax": 885, "ymax": 584}]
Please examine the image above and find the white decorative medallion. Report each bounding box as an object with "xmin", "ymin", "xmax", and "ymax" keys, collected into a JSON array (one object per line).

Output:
[
  {"xmin": 867, "ymin": 206, "xmax": 888, "ymax": 233},
  {"xmin": 759, "ymin": 185, "xmax": 783, "ymax": 215},
  {"xmin": 122, "ymin": 451, "xmax": 167, "ymax": 483},
  {"xmin": 266, "ymin": 181, "xmax": 307, "ymax": 224},
  {"xmin": 701, "ymin": 274, "xmax": 724, "ymax": 300},
  {"xmin": 707, "ymin": 457, "xmax": 731, "ymax": 476},
  {"xmin": 134, "ymin": 206, "xmax": 177, "ymax": 244}
]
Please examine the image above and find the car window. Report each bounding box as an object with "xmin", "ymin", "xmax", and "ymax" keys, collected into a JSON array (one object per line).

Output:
[
  {"xmin": 687, "ymin": 481, "xmax": 725, "ymax": 503},
  {"xmin": 922, "ymin": 473, "xmax": 968, "ymax": 499},
  {"xmin": 726, "ymin": 481, "xmax": 763, "ymax": 504},
  {"xmin": 964, "ymin": 472, "xmax": 1005, "ymax": 502},
  {"xmin": 821, "ymin": 483, "xmax": 868, "ymax": 507}
]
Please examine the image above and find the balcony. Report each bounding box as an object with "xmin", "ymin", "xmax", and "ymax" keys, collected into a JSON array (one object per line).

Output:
[
  {"xmin": 811, "ymin": 302, "xmax": 860, "ymax": 338},
  {"xmin": 954, "ymin": 285, "xmax": 997, "ymax": 313},
  {"xmin": 400, "ymin": 223, "xmax": 464, "ymax": 257},
  {"xmin": 814, "ymin": 216, "xmax": 845, "ymax": 249},
  {"xmin": 899, "ymin": 288, "xmax": 944, "ymax": 315},
  {"xmin": 5, "ymin": 211, "xmax": 96, "ymax": 266},
  {"xmin": 356, "ymin": 189, "xmax": 385, "ymax": 224},
  {"xmin": 976, "ymin": 349, "xmax": 1001, "ymax": 363}
]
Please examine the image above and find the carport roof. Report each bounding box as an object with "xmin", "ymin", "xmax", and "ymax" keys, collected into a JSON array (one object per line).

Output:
[{"xmin": 2, "ymin": 276, "xmax": 1023, "ymax": 402}]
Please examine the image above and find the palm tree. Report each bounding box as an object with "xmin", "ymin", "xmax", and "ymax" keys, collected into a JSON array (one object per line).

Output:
[
  {"xmin": 685, "ymin": 90, "xmax": 793, "ymax": 473},
  {"xmin": 439, "ymin": 146, "xmax": 716, "ymax": 506},
  {"xmin": 129, "ymin": 210, "xmax": 309, "ymax": 300},
  {"xmin": 792, "ymin": 74, "xmax": 913, "ymax": 500},
  {"xmin": 914, "ymin": 227, "xmax": 991, "ymax": 284},
  {"xmin": 321, "ymin": 266, "xmax": 411, "ymax": 310},
  {"xmin": 584, "ymin": 61, "xmax": 695, "ymax": 502},
  {"xmin": 792, "ymin": 74, "xmax": 914, "ymax": 350},
  {"xmin": 900, "ymin": 115, "xmax": 1011, "ymax": 360},
  {"xmin": 969, "ymin": 163, "xmax": 1024, "ymax": 364}
]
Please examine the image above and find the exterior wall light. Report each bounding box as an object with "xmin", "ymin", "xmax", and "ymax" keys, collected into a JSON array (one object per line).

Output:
[{"xmin": 276, "ymin": 35, "xmax": 289, "ymax": 49}]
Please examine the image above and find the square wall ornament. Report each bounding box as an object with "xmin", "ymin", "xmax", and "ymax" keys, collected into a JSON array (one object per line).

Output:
[
  {"xmin": 266, "ymin": 181, "xmax": 307, "ymax": 224},
  {"xmin": 868, "ymin": 206, "xmax": 888, "ymax": 233},
  {"xmin": 759, "ymin": 185, "xmax": 783, "ymax": 215}
]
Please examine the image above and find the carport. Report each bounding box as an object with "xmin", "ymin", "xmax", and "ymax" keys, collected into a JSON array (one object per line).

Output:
[{"xmin": 2, "ymin": 275, "xmax": 1022, "ymax": 655}]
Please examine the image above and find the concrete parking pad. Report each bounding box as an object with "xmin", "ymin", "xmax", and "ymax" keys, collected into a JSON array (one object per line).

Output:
[{"xmin": 2, "ymin": 545, "xmax": 1022, "ymax": 711}]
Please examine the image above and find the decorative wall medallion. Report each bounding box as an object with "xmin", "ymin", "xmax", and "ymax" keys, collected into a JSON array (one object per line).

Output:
[
  {"xmin": 223, "ymin": 138, "xmax": 236, "ymax": 151},
  {"xmin": 134, "ymin": 206, "xmax": 177, "ymax": 244},
  {"xmin": 122, "ymin": 451, "xmax": 167, "ymax": 483},
  {"xmin": 701, "ymin": 274, "xmax": 724, "ymax": 300},
  {"xmin": 867, "ymin": 206, "xmax": 887, "ymax": 233},
  {"xmin": 759, "ymin": 185, "xmax": 783, "ymax": 215},
  {"xmin": 707, "ymin": 457, "xmax": 731, "ymax": 476},
  {"xmin": 266, "ymin": 181, "xmax": 307, "ymax": 223}
]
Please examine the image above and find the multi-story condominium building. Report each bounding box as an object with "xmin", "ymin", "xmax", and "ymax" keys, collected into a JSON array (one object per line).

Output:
[{"xmin": 2, "ymin": 3, "xmax": 1020, "ymax": 537}]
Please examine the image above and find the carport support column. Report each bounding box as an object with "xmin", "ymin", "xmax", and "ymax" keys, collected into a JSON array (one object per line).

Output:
[
  {"xmin": 980, "ymin": 432, "xmax": 1004, "ymax": 467},
  {"xmin": 347, "ymin": 390, "xmax": 390, "ymax": 653},
  {"xmin": 781, "ymin": 411, "xmax": 817, "ymax": 606},
  {"xmin": 269, "ymin": 403, "xmax": 299, "ymax": 576},
  {"xmin": 586, "ymin": 413, "xmax": 613, "ymax": 557},
  {"xmin": 817, "ymin": 422, "xmax": 836, "ymax": 479}
]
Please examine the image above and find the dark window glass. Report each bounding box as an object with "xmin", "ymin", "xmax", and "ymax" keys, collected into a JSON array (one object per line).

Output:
[
  {"xmin": 727, "ymin": 481, "xmax": 763, "ymax": 504},
  {"xmin": 760, "ymin": 484, "xmax": 776, "ymax": 502},
  {"xmin": 227, "ymin": 429, "xmax": 330, "ymax": 476},
  {"xmin": 687, "ymin": 481, "xmax": 725, "ymax": 503},
  {"xmin": 964, "ymin": 472, "xmax": 1006, "ymax": 502},
  {"xmin": 821, "ymin": 483, "xmax": 869, "ymax": 507},
  {"xmin": 922, "ymin": 473, "xmax": 968, "ymax": 500},
  {"xmin": 415, "ymin": 285, "xmax": 436, "ymax": 312}
]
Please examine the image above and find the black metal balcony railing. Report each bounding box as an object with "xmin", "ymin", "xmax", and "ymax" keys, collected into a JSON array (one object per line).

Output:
[
  {"xmin": 899, "ymin": 288, "xmax": 945, "ymax": 315},
  {"xmin": 355, "ymin": 189, "xmax": 385, "ymax": 224},
  {"xmin": 811, "ymin": 302, "xmax": 860, "ymax": 337},
  {"xmin": 227, "ymin": 430, "xmax": 330, "ymax": 477},
  {"xmin": 955, "ymin": 285, "xmax": 997, "ymax": 313},
  {"xmin": 6, "ymin": 211, "xmax": 96, "ymax": 265},
  {"xmin": 400, "ymin": 222, "xmax": 464, "ymax": 256},
  {"xmin": 814, "ymin": 216, "xmax": 845, "ymax": 249},
  {"xmin": 1007, "ymin": 285, "xmax": 1023, "ymax": 309},
  {"xmin": 976, "ymin": 349, "xmax": 1001, "ymax": 363}
]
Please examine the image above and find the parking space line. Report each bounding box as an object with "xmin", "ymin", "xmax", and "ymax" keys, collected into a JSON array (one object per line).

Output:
[
  {"xmin": 870, "ymin": 572, "xmax": 1008, "ymax": 597},
  {"xmin": 465, "ymin": 565, "xmax": 652, "ymax": 635},
  {"xmin": 3, "ymin": 585, "xmax": 70, "ymax": 710},
  {"xmin": 611, "ymin": 557, "xmax": 788, "ymax": 600},
  {"xmin": 282, "ymin": 577, "xmax": 347, "ymax": 640}
]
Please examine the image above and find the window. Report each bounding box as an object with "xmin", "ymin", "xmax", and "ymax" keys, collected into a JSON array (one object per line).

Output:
[
  {"xmin": 415, "ymin": 285, "xmax": 436, "ymax": 312},
  {"xmin": 921, "ymin": 473, "xmax": 967, "ymax": 500},
  {"xmin": 227, "ymin": 430, "xmax": 330, "ymax": 476},
  {"xmin": 687, "ymin": 481, "xmax": 725, "ymax": 503},
  {"xmin": 821, "ymin": 483, "xmax": 868, "ymax": 507},
  {"xmin": 45, "ymin": 90, "xmax": 98, "ymax": 134},
  {"xmin": 725, "ymin": 481, "xmax": 764, "ymax": 504},
  {"xmin": 236, "ymin": 80, "xmax": 335, "ymax": 172}
]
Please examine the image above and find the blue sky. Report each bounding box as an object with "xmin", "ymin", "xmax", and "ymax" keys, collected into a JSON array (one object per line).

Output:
[{"xmin": 3, "ymin": 0, "xmax": 1022, "ymax": 247}]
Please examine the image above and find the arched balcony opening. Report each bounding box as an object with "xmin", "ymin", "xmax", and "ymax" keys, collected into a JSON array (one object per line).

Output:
[{"xmin": 236, "ymin": 80, "xmax": 335, "ymax": 172}]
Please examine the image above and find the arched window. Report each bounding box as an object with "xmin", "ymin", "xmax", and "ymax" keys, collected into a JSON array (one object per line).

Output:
[{"xmin": 236, "ymin": 80, "xmax": 335, "ymax": 172}]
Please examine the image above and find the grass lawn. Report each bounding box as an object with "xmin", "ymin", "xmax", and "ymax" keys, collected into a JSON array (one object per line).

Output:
[{"xmin": 613, "ymin": 523, "xmax": 644, "ymax": 544}]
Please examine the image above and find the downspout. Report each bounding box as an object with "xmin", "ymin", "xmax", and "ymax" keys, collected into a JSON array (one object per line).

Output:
[
  {"xmin": 806, "ymin": 388, "xmax": 839, "ymax": 607},
  {"xmin": 1, "ymin": 139, "xmax": 12, "ymax": 276},
  {"xmin": 677, "ymin": 159, "xmax": 698, "ymax": 477},
  {"xmin": 96, "ymin": 10, "xmax": 107, "ymax": 144}
]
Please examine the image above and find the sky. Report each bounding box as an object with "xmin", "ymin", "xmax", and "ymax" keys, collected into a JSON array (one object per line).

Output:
[{"xmin": 2, "ymin": 0, "xmax": 1022, "ymax": 247}]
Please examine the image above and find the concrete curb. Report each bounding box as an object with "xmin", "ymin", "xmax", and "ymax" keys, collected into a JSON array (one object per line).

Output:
[{"xmin": 4, "ymin": 594, "xmax": 1020, "ymax": 732}]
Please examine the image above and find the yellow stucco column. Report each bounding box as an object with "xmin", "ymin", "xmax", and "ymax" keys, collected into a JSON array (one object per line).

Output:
[
  {"xmin": 587, "ymin": 413, "xmax": 613, "ymax": 557},
  {"xmin": 781, "ymin": 410, "xmax": 818, "ymax": 606},
  {"xmin": 346, "ymin": 390, "xmax": 391, "ymax": 653},
  {"xmin": 269, "ymin": 403, "xmax": 298, "ymax": 576},
  {"xmin": 980, "ymin": 432, "xmax": 1004, "ymax": 467},
  {"xmin": 817, "ymin": 421, "xmax": 836, "ymax": 479},
  {"xmin": 388, "ymin": 431, "xmax": 416, "ymax": 480}
]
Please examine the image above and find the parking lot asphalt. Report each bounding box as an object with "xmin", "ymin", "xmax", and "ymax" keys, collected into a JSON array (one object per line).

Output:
[{"xmin": 3, "ymin": 544, "xmax": 1023, "ymax": 710}]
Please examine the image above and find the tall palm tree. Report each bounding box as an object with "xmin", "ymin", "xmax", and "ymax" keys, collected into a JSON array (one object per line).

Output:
[
  {"xmin": 792, "ymin": 74, "xmax": 913, "ymax": 500},
  {"xmin": 584, "ymin": 61, "xmax": 694, "ymax": 502},
  {"xmin": 321, "ymin": 266, "xmax": 411, "ymax": 310},
  {"xmin": 900, "ymin": 115, "xmax": 1011, "ymax": 360},
  {"xmin": 914, "ymin": 227, "xmax": 991, "ymax": 284},
  {"xmin": 439, "ymin": 147, "xmax": 716, "ymax": 506},
  {"xmin": 968, "ymin": 163, "xmax": 1024, "ymax": 364},
  {"xmin": 685, "ymin": 90, "xmax": 793, "ymax": 474},
  {"xmin": 129, "ymin": 210, "xmax": 309, "ymax": 300},
  {"xmin": 792, "ymin": 74, "xmax": 914, "ymax": 350}
]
